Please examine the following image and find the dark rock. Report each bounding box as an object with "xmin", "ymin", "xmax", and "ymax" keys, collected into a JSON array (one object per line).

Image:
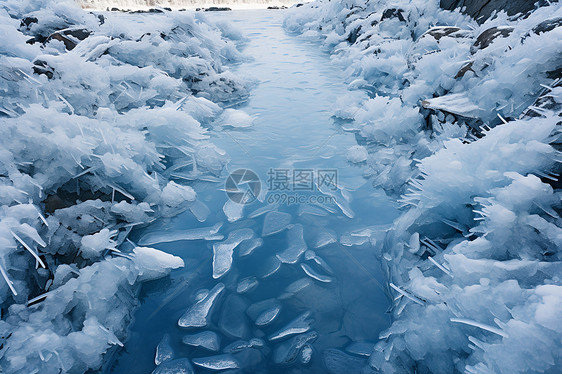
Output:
[
  {"xmin": 440, "ymin": 0, "xmax": 550, "ymax": 23},
  {"xmin": 346, "ymin": 26, "xmax": 362, "ymax": 44},
  {"xmin": 204, "ymin": 7, "xmax": 231, "ymax": 11},
  {"xmin": 20, "ymin": 17, "xmax": 38, "ymax": 29},
  {"xmin": 470, "ymin": 26, "xmax": 514, "ymax": 54},
  {"xmin": 295, "ymin": 3, "xmax": 304, "ymax": 7},
  {"xmin": 32, "ymin": 60, "xmax": 55, "ymax": 79},
  {"xmin": 148, "ymin": 8, "xmax": 164, "ymax": 13},
  {"xmin": 47, "ymin": 28, "xmax": 91, "ymax": 51},
  {"xmin": 455, "ymin": 61, "xmax": 475, "ymax": 78},
  {"xmin": 523, "ymin": 78, "xmax": 562, "ymax": 118},
  {"xmin": 417, "ymin": 26, "xmax": 462, "ymax": 41},
  {"xmin": 522, "ymin": 16, "xmax": 562, "ymax": 40},
  {"xmin": 381, "ymin": 8, "xmax": 406, "ymax": 22}
]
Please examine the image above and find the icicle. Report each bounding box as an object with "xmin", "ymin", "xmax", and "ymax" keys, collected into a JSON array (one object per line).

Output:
[
  {"xmin": 0, "ymin": 263, "xmax": 17, "ymax": 296},
  {"xmin": 496, "ymin": 113, "xmax": 508, "ymax": 124},
  {"xmin": 57, "ymin": 94, "xmax": 74, "ymax": 114},
  {"xmin": 450, "ymin": 318, "xmax": 508, "ymax": 337},
  {"xmin": 35, "ymin": 207, "xmax": 49, "ymax": 227},
  {"xmin": 11, "ymin": 231, "xmax": 46, "ymax": 268},
  {"xmin": 428, "ymin": 256, "xmax": 453, "ymax": 277},
  {"xmin": 27, "ymin": 292, "xmax": 50, "ymax": 306},
  {"xmin": 73, "ymin": 166, "xmax": 98, "ymax": 179},
  {"xmin": 107, "ymin": 183, "xmax": 135, "ymax": 200},
  {"xmin": 389, "ymin": 283, "xmax": 425, "ymax": 305}
]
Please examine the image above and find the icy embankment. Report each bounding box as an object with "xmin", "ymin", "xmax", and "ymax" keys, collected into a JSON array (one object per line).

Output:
[
  {"xmin": 286, "ymin": 1, "xmax": 562, "ymax": 373},
  {"xmin": 0, "ymin": 1, "xmax": 250, "ymax": 372}
]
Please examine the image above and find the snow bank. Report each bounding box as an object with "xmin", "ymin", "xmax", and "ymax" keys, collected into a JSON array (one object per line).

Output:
[
  {"xmin": 0, "ymin": 0, "xmax": 249, "ymax": 371},
  {"xmin": 286, "ymin": 1, "xmax": 562, "ymax": 373}
]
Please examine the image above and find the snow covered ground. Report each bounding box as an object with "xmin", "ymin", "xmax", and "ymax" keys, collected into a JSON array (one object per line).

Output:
[
  {"xmin": 79, "ymin": 0, "xmax": 306, "ymax": 11},
  {"xmin": 0, "ymin": 1, "xmax": 252, "ymax": 372},
  {"xmin": 285, "ymin": 0, "xmax": 562, "ymax": 373}
]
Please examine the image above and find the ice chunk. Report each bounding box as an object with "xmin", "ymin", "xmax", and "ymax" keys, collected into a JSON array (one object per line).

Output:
[
  {"xmin": 246, "ymin": 299, "xmax": 280, "ymax": 325},
  {"xmin": 269, "ymin": 311, "xmax": 313, "ymax": 341},
  {"xmin": 138, "ymin": 223, "xmax": 223, "ymax": 246},
  {"xmin": 152, "ymin": 358, "xmax": 194, "ymax": 374},
  {"xmin": 273, "ymin": 331, "xmax": 318, "ymax": 365},
  {"xmin": 258, "ymin": 256, "xmax": 282, "ymax": 278},
  {"xmin": 301, "ymin": 263, "xmax": 334, "ymax": 283},
  {"xmin": 421, "ymin": 93, "xmax": 481, "ymax": 118},
  {"xmin": 192, "ymin": 354, "xmax": 239, "ymax": 370},
  {"xmin": 301, "ymin": 344, "xmax": 313, "ymax": 364},
  {"xmin": 213, "ymin": 228, "xmax": 254, "ymax": 279},
  {"xmin": 238, "ymin": 238, "xmax": 263, "ymax": 257},
  {"xmin": 133, "ymin": 247, "xmax": 184, "ymax": 282},
  {"xmin": 223, "ymin": 200, "xmax": 244, "ymax": 223},
  {"xmin": 155, "ymin": 334, "xmax": 174, "ymax": 365},
  {"xmin": 182, "ymin": 331, "xmax": 220, "ymax": 351},
  {"xmin": 178, "ymin": 283, "xmax": 225, "ymax": 328},
  {"xmin": 276, "ymin": 224, "xmax": 307, "ymax": 264},
  {"xmin": 224, "ymin": 338, "xmax": 265, "ymax": 353},
  {"xmin": 80, "ymin": 228, "xmax": 116, "ymax": 260},
  {"xmin": 262, "ymin": 211, "xmax": 292, "ymax": 237},
  {"xmin": 279, "ymin": 278, "xmax": 313, "ymax": 300},
  {"xmin": 237, "ymin": 277, "xmax": 258, "ymax": 294},
  {"xmin": 408, "ymin": 232, "xmax": 420, "ymax": 254},
  {"xmin": 221, "ymin": 108, "xmax": 254, "ymax": 128},
  {"xmin": 219, "ymin": 295, "xmax": 248, "ymax": 339},
  {"xmin": 304, "ymin": 250, "xmax": 334, "ymax": 274},
  {"xmin": 312, "ymin": 231, "xmax": 337, "ymax": 248},
  {"xmin": 347, "ymin": 145, "xmax": 368, "ymax": 163},
  {"xmin": 256, "ymin": 305, "xmax": 282, "ymax": 326}
]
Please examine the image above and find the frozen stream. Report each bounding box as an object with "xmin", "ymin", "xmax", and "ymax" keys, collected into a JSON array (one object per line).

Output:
[{"xmin": 109, "ymin": 10, "xmax": 399, "ymax": 373}]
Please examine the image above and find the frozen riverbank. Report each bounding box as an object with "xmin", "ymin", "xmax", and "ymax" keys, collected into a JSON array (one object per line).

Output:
[
  {"xmin": 0, "ymin": 1, "xmax": 252, "ymax": 372},
  {"xmin": 285, "ymin": 0, "xmax": 562, "ymax": 373}
]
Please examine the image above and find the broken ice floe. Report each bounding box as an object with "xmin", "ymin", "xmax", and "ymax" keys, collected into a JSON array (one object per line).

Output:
[
  {"xmin": 236, "ymin": 276, "xmax": 259, "ymax": 294},
  {"xmin": 273, "ymin": 331, "xmax": 318, "ymax": 365},
  {"xmin": 224, "ymin": 338, "xmax": 265, "ymax": 354},
  {"xmin": 182, "ymin": 331, "xmax": 221, "ymax": 351},
  {"xmin": 301, "ymin": 263, "xmax": 334, "ymax": 283},
  {"xmin": 178, "ymin": 283, "xmax": 225, "ymax": 328},
  {"xmin": 155, "ymin": 334, "xmax": 174, "ymax": 365},
  {"xmin": 276, "ymin": 224, "xmax": 307, "ymax": 264},
  {"xmin": 223, "ymin": 199, "xmax": 244, "ymax": 223},
  {"xmin": 192, "ymin": 354, "xmax": 240, "ymax": 371},
  {"xmin": 152, "ymin": 358, "xmax": 194, "ymax": 374},
  {"xmin": 269, "ymin": 311, "xmax": 314, "ymax": 341},
  {"xmin": 138, "ymin": 223, "xmax": 223, "ymax": 246},
  {"xmin": 212, "ymin": 228, "xmax": 254, "ymax": 278},
  {"xmin": 262, "ymin": 210, "xmax": 292, "ymax": 236}
]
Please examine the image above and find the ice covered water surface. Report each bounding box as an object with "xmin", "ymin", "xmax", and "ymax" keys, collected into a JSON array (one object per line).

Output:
[{"xmin": 110, "ymin": 9, "xmax": 398, "ymax": 374}]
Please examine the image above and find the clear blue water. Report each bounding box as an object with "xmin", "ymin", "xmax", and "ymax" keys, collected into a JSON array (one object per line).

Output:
[{"xmin": 109, "ymin": 10, "xmax": 399, "ymax": 373}]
